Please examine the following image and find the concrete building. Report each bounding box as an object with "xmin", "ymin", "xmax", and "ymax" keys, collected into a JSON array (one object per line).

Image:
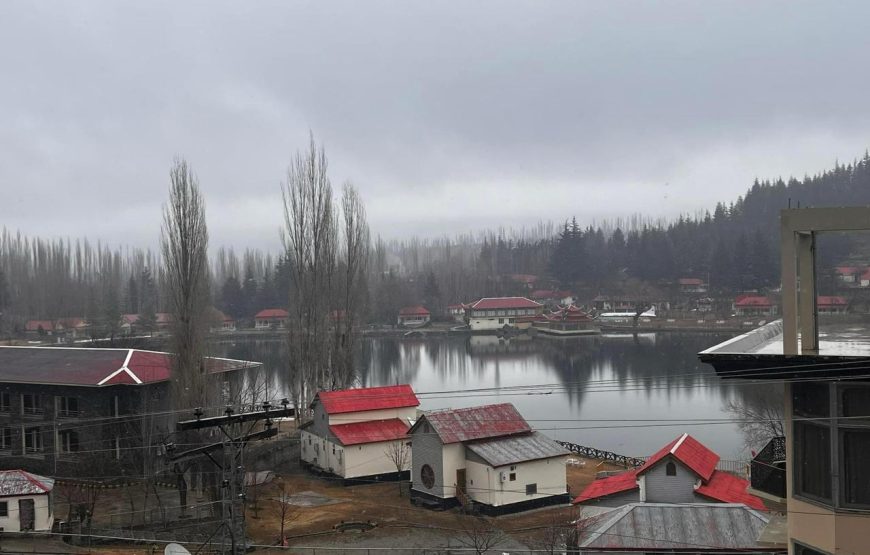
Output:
[
  {"xmin": 408, "ymin": 403, "xmax": 569, "ymax": 515},
  {"xmin": 300, "ymin": 385, "xmax": 419, "ymax": 483},
  {"xmin": 573, "ymin": 433, "xmax": 764, "ymax": 510},
  {"xmin": 0, "ymin": 470, "xmax": 55, "ymax": 532},
  {"xmin": 700, "ymin": 207, "xmax": 870, "ymax": 555},
  {"xmin": 466, "ymin": 297, "xmax": 543, "ymax": 331}
]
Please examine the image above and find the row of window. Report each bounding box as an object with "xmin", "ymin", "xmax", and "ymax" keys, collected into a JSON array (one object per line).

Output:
[
  {"xmin": 0, "ymin": 393, "xmax": 80, "ymax": 416},
  {"xmin": 0, "ymin": 426, "xmax": 80, "ymax": 454},
  {"xmin": 793, "ymin": 382, "xmax": 870, "ymax": 508},
  {"xmin": 472, "ymin": 309, "xmax": 537, "ymax": 317}
]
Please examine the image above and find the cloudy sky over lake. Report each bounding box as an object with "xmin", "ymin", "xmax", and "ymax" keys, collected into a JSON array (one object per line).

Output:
[{"xmin": 2, "ymin": 1, "xmax": 869, "ymax": 249}]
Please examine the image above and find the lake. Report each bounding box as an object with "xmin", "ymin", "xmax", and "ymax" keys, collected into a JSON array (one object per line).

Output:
[{"xmin": 214, "ymin": 331, "xmax": 754, "ymax": 460}]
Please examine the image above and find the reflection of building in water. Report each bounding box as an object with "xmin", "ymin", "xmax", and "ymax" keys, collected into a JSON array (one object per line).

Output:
[{"xmin": 466, "ymin": 335, "xmax": 541, "ymax": 360}]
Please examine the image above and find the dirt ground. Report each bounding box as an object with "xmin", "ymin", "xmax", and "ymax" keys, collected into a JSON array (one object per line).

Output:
[{"xmin": 78, "ymin": 455, "xmax": 627, "ymax": 554}]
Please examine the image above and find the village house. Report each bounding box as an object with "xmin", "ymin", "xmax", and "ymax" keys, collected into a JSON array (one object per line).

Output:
[
  {"xmin": 591, "ymin": 295, "xmax": 671, "ymax": 315},
  {"xmin": 817, "ymin": 295, "xmax": 848, "ymax": 314},
  {"xmin": 446, "ymin": 304, "xmax": 468, "ymax": 323},
  {"xmin": 860, "ymin": 268, "xmax": 870, "ymax": 287},
  {"xmin": 835, "ymin": 265, "xmax": 862, "ymax": 284},
  {"xmin": 119, "ymin": 314, "xmax": 140, "ymax": 335},
  {"xmin": 700, "ymin": 207, "xmax": 870, "ymax": 555},
  {"xmin": 254, "ymin": 308, "xmax": 288, "ymax": 330},
  {"xmin": 0, "ymin": 470, "xmax": 55, "ymax": 532},
  {"xmin": 573, "ymin": 433, "xmax": 764, "ymax": 510},
  {"xmin": 408, "ymin": 403, "xmax": 569, "ymax": 515},
  {"xmin": 299, "ymin": 385, "xmax": 419, "ymax": 483},
  {"xmin": 733, "ymin": 295, "xmax": 777, "ymax": 317},
  {"xmin": 572, "ymin": 503, "xmax": 775, "ymax": 554},
  {"xmin": 0, "ymin": 346, "xmax": 258, "ymax": 476},
  {"xmin": 466, "ymin": 297, "xmax": 544, "ymax": 331},
  {"xmin": 397, "ymin": 306, "xmax": 431, "ymax": 327},
  {"xmin": 529, "ymin": 290, "xmax": 577, "ymax": 307},
  {"xmin": 677, "ymin": 277, "xmax": 708, "ymax": 294}
]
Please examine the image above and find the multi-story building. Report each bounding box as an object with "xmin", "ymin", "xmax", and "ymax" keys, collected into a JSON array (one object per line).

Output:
[
  {"xmin": 701, "ymin": 208, "xmax": 870, "ymax": 555},
  {"xmin": 466, "ymin": 297, "xmax": 544, "ymax": 331}
]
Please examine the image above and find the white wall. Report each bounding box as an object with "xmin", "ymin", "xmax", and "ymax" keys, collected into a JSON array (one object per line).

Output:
[
  {"xmin": 0, "ymin": 494, "xmax": 53, "ymax": 532},
  {"xmin": 441, "ymin": 443, "xmax": 466, "ymax": 497},
  {"xmin": 474, "ymin": 456, "xmax": 568, "ymax": 507},
  {"xmin": 327, "ymin": 406, "xmax": 416, "ymax": 427},
  {"xmin": 301, "ymin": 430, "xmax": 409, "ymax": 479}
]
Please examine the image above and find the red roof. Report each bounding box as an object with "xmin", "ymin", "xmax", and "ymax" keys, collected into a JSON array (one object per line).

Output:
[
  {"xmin": 836, "ymin": 266, "xmax": 861, "ymax": 275},
  {"xmin": 695, "ymin": 470, "xmax": 766, "ymax": 510},
  {"xmin": 470, "ymin": 297, "xmax": 542, "ymax": 311},
  {"xmin": 24, "ymin": 320, "xmax": 55, "ymax": 332},
  {"xmin": 121, "ymin": 314, "xmax": 140, "ymax": 325},
  {"xmin": 0, "ymin": 470, "xmax": 54, "ymax": 496},
  {"xmin": 330, "ymin": 418, "xmax": 410, "ymax": 446},
  {"xmin": 817, "ymin": 295, "xmax": 847, "ymax": 307},
  {"xmin": 0, "ymin": 346, "xmax": 255, "ymax": 387},
  {"xmin": 636, "ymin": 433, "xmax": 719, "ymax": 481},
  {"xmin": 255, "ymin": 308, "xmax": 289, "ymax": 319},
  {"xmin": 315, "ymin": 384, "xmax": 419, "ymax": 414},
  {"xmin": 414, "ymin": 403, "xmax": 531, "ymax": 444},
  {"xmin": 399, "ymin": 305, "xmax": 430, "ymax": 316},
  {"xmin": 734, "ymin": 296, "xmax": 772, "ymax": 308},
  {"xmin": 573, "ymin": 470, "xmax": 638, "ymax": 504},
  {"xmin": 678, "ymin": 278, "xmax": 704, "ymax": 285}
]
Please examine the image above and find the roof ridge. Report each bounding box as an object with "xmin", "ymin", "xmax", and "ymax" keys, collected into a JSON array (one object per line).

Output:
[{"xmin": 670, "ymin": 432, "xmax": 689, "ymax": 454}]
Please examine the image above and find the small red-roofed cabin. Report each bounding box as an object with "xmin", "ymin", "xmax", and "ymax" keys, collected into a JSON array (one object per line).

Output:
[
  {"xmin": 836, "ymin": 266, "xmax": 861, "ymax": 283},
  {"xmin": 300, "ymin": 385, "xmax": 419, "ymax": 483},
  {"xmin": 467, "ymin": 297, "xmax": 544, "ymax": 331},
  {"xmin": 573, "ymin": 433, "xmax": 764, "ymax": 510},
  {"xmin": 0, "ymin": 470, "xmax": 55, "ymax": 532},
  {"xmin": 408, "ymin": 403, "xmax": 569, "ymax": 515},
  {"xmin": 817, "ymin": 295, "xmax": 848, "ymax": 315},
  {"xmin": 397, "ymin": 306, "xmax": 431, "ymax": 327},
  {"xmin": 734, "ymin": 295, "xmax": 777, "ymax": 317},
  {"xmin": 254, "ymin": 308, "xmax": 288, "ymax": 330}
]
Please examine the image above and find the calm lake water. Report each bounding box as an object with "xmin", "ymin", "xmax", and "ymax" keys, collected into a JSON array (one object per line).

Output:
[{"xmin": 214, "ymin": 332, "xmax": 752, "ymax": 460}]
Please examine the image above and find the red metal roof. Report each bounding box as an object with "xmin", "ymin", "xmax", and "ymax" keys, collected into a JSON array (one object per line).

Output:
[
  {"xmin": 0, "ymin": 347, "xmax": 255, "ymax": 387},
  {"xmin": 0, "ymin": 470, "xmax": 54, "ymax": 496},
  {"xmin": 470, "ymin": 297, "xmax": 542, "ymax": 311},
  {"xmin": 399, "ymin": 305, "xmax": 430, "ymax": 316},
  {"xmin": 573, "ymin": 469, "xmax": 638, "ymax": 504},
  {"xmin": 24, "ymin": 320, "xmax": 55, "ymax": 332},
  {"xmin": 315, "ymin": 384, "xmax": 419, "ymax": 414},
  {"xmin": 695, "ymin": 470, "xmax": 766, "ymax": 510},
  {"xmin": 817, "ymin": 295, "xmax": 847, "ymax": 306},
  {"xmin": 330, "ymin": 418, "xmax": 410, "ymax": 446},
  {"xmin": 255, "ymin": 308, "xmax": 289, "ymax": 319},
  {"xmin": 636, "ymin": 433, "xmax": 719, "ymax": 481},
  {"xmin": 835, "ymin": 266, "xmax": 861, "ymax": 275},
  {"xmin": 734, "ymin": 296, "xmax": 772, "ymax": 308},
  {"xmin": 415, "ymin": 403, "xmax": 531, "ymax": 444}
]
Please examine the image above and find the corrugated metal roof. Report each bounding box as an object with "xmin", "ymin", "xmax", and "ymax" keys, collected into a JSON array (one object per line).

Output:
[
  {"xmin": 330, "ymin": 418, "xmax": 410, "ymax": 446},
  {"xmin": 413, "ymin": 403, "xmax": 530, "ymax": 444},
  {"xmin": 696, "ymin": 470, "xmax": 766, "ymax": 510},
  {"xmin": 315, "ymin": 385, "xmax": 419, "ymax": 414},
  {"xmin": 580, "ymin": 503, "xmax": 770, "ymax": 549},
  {"xmin": 465, "ymin": 431, "xmax": 568, "ymax": 466},
  {"xmin": 573, "ymin": 469, "xmax": 639, "ymax": 504},
  {"xmin": 470, "ymin": 297, "xmax": 542, "ymax": 310},
  {"xmin": 0, "ymin": 470, "xmax": 55, "ymax": 497},
  {"xmin": 636, "ymin": 433, "xmax": 719, "ymax": 481}
]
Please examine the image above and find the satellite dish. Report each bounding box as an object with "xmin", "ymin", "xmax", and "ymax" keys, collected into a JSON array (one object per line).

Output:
[{"xmin": 165, "ymin": 544, "xmax": 191, "ymax": 555}]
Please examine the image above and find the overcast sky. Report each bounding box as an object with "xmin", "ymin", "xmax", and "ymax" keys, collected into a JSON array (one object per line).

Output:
[{"xmin": 2, "ymin": 1, "xmax": 870, "ymax": 250}]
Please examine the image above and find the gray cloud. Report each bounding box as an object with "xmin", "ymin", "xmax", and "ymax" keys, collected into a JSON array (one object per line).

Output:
[{"xmin": 2, "ymin": 0, "xmax": 869, "ymax": 249}]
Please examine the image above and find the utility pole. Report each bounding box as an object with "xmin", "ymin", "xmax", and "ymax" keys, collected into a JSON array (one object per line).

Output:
[{"xmin": 167, "ymin": 399, "xmax": 293, "ymax": 555}]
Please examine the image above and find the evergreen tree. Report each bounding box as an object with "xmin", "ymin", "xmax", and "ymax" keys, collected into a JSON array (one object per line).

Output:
[
  {"xmin": 221, "ymin": 276, "xmax": 245, "ymax": 319},
  {"xmin": 241, "ymin": 265, "xmax": 258, "ymax": 316},
  {"xmin": 125, "ymin": 275, "xmax": 139, "ymax": 314}
]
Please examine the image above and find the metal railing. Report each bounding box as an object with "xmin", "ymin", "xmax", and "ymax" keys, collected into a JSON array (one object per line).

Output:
[
  {"xmin": 750, "ymin": 436, "xmax": 786, "ymax": 499},
  {"xmin": 555, "ymin": 440, "xmax": 645, "ymax": 468}
]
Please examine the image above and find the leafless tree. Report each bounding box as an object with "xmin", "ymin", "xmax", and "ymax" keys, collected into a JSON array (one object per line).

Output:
[
  {"xmin": 383, "ymin": 440, "xmax": 411, "ymax": 496},
  {"xmin": 161, "ymin": 158, "xmax": 211, "ymax": 412},
  {"xmin": 274, "ymin": 482, "xmax": 300, "ymax": 545},
  {"xmin": 455, "ymin": 515, "xmax": 506, "ymax": 555},
  {"xmin": 724, "ymin": 383, "xmax": 785, "ymax": 451}
]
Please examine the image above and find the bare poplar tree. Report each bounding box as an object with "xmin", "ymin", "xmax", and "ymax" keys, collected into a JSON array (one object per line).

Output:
[
  {"xmin": 161, "ymin": 158, "xmax": 211, "ymax": 412},
  {"xmin": 455, "ymin": 516, "xmax": 506, "ymax": 555},
  {"xmin": 383, "ymin": 439, "xmax": 411, "ymax": 496},
  {"xmin": 281, "ymin": 135, "xmax": 338, "ymax": 414}
]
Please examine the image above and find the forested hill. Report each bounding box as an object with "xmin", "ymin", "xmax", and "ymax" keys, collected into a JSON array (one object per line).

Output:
[{"xmin": 496, "ymin": 153, "xmax": 870, "ymax": 294}]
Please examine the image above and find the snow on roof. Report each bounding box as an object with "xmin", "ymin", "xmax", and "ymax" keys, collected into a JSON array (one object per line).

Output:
[
  {"xmin": 329, "ymin": 418, "xmax": 410, "ymax": 446},
  {"xmin": 314, "ymin": 384, "xmax": 419, "ymax": 414},
  {"xmin": 0, "ymin": 470, "xmax": 55, "ymax": 496}
]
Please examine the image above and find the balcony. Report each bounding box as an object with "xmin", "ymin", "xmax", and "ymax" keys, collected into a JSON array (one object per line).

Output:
[{"xmin": 749, "ymin": 436, "xmax": 786, "ymax": 503}]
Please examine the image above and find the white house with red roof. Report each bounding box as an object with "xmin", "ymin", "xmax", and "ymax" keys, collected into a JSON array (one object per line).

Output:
[
  {"xmin": 0, "ymin": 470, "xmax": 54, "ymax": 532},
  {"xmin": 397, "ymin": 306, "xmax": 431, "ymax": 327},
  {"xmin": 254, "ymin": 308, "xmax": 289, "ymax": 330},
  {"xmin": 835, "ymin": 266, "xmax": 862, "ymax": 284},
  {"xmin": 408, "ymin": 403, "xmax": 569, "ymax": 515},
  {"xmin": 446, "ymin": 303, "xmax": 469, "ymax": 323},
  {"xmin": 734, "ymin": 295, "xmax": 777, "ymax": 317},
  {"xmin": 573, "ymin": 433, "xmax": 765, "ymax": 511},
  {"xmin": 817, "ymin": 295, "xmax": 848, "ymax": 314},
  {"xmin": 467, "ymin": 297, "xmax": 544, "ymax": 331},
  {"xmin": 300, "ymin": 384, "xmax": 420, "ymax": 483}
]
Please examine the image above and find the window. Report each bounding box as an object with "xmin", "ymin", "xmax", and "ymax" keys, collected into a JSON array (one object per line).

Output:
[
  {"xmin": 794, "ymin": 542, "xmax": 828, "ymax": 555},
  {"xmin": 0, "ymin": 428, "xmax": 11, "ymax": 450},
  {"xmin": 0, "ymin": 392, "xmax": 10, "ymax": 412},
  {"xmin": 842, "ymin": 429, "xmax": 870, "ymax": 505},
  {"xmin": 56, "ymin": 396, "xmax": 79, "ymax": 417},
  {"xmin": 24, "ymin": 427, "xmax": 43, "ymax": 453},
  {"xmin": 498, "ymin": 318, "xmax": 504, "ymax": 324},
  {"xmin": 509, "ymin": 472, "xmax": 516, "ymax": 481},
  {"xmin": 526, "ymin": 483, "xmax": 537, "ymax": 495},
  {"xmin": 666, "ymin": 461, "xmax": 676, "ymax": 476},
  {"xmin": 22, "ymin": 394, "xmax": 42, "ymax": 415},
  {"xmin": 0, "ymin": 501, "xmax": 6, "ymax": 517},
  {"xmin": 58, "ymin": 430, "xmax": 79, "ymax": 453}
]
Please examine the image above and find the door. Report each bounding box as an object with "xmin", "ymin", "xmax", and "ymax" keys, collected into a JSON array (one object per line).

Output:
[
  {"xmin": 19, "ymin": 498, "xmax": 34, "ymax": 531},
  {"xmin": 456, "ymin": 469, "xmax": 466, "ymax": 495}
]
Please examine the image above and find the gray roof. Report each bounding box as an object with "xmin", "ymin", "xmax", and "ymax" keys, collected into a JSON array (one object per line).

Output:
[
  {"xmin": 465, "ymin": 431, "xmax": 569, "ymax": 467},
  {"xmin": 580, "ymin": 503, "xmax": 769, "ymax": 550}
]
